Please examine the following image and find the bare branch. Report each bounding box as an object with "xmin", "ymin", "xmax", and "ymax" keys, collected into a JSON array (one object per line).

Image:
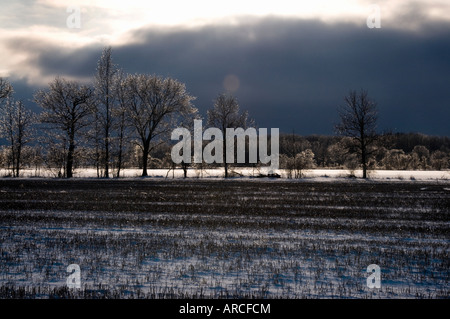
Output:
[{"xmin": 335, "ymin": 89, "xmax": 378, "ymax": 178}]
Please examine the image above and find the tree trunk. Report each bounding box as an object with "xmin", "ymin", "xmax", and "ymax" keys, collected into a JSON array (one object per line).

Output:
[
  {"xmin": 10, "ymin": 143, "xmax": 15, "ymax": 177},
  {"xmin": 67, "ymin": 148, "xmax": 74, "ymax": 178},
  {"xmin": 105, "ymin": 134, "xmax": 109, "ymax": 178},
  {"xmin": 94, "ymin": 113, "xmax": 100, "ymax": 178},
  {"xmin": 142, "ymin": 142, "xmax": 149, "ymax": 177},
  {"xmin": 182, "ymin": 162, "xmax": 188, "ymax": 178},
  {"xmin": 104, "ymin": 102, "xmax": 110, "ymax": 178},
  {"xmin": 67, "ymin": 132, "xmax": 75, "ymax": 178},
  {"xmin": 116, "ymin": 141, "xmax": 123, "ymax": 178},
  {"xmin": 361, "ymin": 142, "xmax": 367, "ymax": 179},
  {"xmin": 96, "ymin": 150, "xmax": 100, "ymax": 178},
  {"xmin": 223, "ymin": 138, "xmax": 228, "ymax": 178},
  {"xmin": 116, "ymin": 124, "xmax": 124, "ymax": 178},
  {"xmin": 15, "ymin": 145, "xmax": 21, "ymax": 178}
]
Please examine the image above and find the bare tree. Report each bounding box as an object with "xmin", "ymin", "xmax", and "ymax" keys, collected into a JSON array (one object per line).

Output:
[
  {"xmin": 178, "ymin": 114, "xmax": 203, "ymax": 179},
  {"xmin": 411, "ymin": 145, "xmax": 430, "ymax": 169},
  {"xmin": 207, "ymin": 93, "xmax": 253, "ymax": 178},
  {"xmin": 34, "ymin": 77, "xmax": 93, "ymax": 178},
  {"xmin": 113, "ymin": 70, "xmax": 131, "ymax": 178},
  {"xmin": 335, "ymin": 89, "xmax": 378, "ymax": 179},
  {"xmin": 430, "ymin": 150, "xmax": 449, "ymax": 170},
  {"xmin": 94, "ymin": 46, "xmax": 118, "ymax": 178},
  {"xmin": 89, "ymin": 103, "xmax": 103, "ymax": 177},
  {"xmin": 0, "ymin": 98, "xmax": 36, "ymax": 177},
  {"xmin": 125, "ymin": 74, "xmax": 196, "ymax": 177},
  {"xmin": 39, "ymin": 130, "xmax": 68, "ymax": 178},
  {"xmin": 293, "ymin": 149, "xmax": 316, "ymax": 178},
  {"xmin": 0, "ymin": 78, "xmax": 13, "ymax": 152},
  {"xmin": 0, "ymin": 78, "xmax": 13, "ymax": 100},
  {"xmin": 0, "ymin": 79, "xmax": 36, "ymax": 177}
]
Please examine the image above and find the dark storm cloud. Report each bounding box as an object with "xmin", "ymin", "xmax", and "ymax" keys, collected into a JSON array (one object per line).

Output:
[{"xmin": 9, "ymin": 17, "xmax": 450, "ymax": 136}]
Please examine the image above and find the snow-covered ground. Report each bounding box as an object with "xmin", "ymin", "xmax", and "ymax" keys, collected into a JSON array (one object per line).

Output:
[
  {"xmin": 1, "ymin": 167, "xmax": 449, "ymax": 181},
  {"xmin": 0, "ymin": 179, "xmax": 448, "ymax": 298}
]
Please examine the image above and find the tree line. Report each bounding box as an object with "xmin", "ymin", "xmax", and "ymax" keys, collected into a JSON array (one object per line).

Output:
[
  {"xmin": 0, "ymin": 47, "xmax": 253, "ymax": 178},
  {"xmin": 0, "ymin": 48, "xmax": 449, "ymax": 178}
]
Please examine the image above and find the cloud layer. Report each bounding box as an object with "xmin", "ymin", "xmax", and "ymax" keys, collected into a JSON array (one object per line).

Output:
[{"xmin": 2, "ymin": 3, "xmax": 450, "ymax": 136}]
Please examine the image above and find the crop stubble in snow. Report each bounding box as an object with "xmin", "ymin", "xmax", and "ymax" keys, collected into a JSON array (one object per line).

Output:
[{"xmin": 0, "ymin": 178, "xmax": 448, "ymax": 298}]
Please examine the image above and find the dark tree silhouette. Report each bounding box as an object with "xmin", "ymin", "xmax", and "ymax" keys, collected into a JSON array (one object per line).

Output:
[
  {"xmin": 35, "ymin": 77, "xmax": 93, "ymax": 178},
  {"xmin": 124, "ymin": 74, "xmax": 196, "ymax": 177},
  {"xmin": 113, "ymin": 70, "xmax": 130, "ymax": 178},
  {"xmin": 0, "ymin": 78, "xmax": 13, "ymax": 100},
  {"xmin": 335, "ymin": 89, "xmax": 378, "ymax": 179},
  {"xmin": 94, "ymin": 46, "xmax": 118, "ymax": 178},
  {"xmin": 207, "ymin": 93, "xmax": 253, "ymax": 178},
  {"xmin": 0, "ymin": 99, "xmax": 36, "ymax": 177}
]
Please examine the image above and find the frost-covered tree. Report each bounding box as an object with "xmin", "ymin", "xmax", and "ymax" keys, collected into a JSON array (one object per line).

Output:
[
  {"xmin": 94, "ymin": 46, "xmax": 118, "ymax": 178},
  {"xmin": 430, "ymin": 150, "xmax": 449, "ymax": 170},
  {"xmin": 34, "ymin": 77, "xmax": 93, "ymax": 178},
  {"xmin": 0, "ymin": 78, "xmax": 13, "ymax": 145},
  {"xmin": 411, "ymin": 145, "xmax": 430, "ymax": 170},
  {"xmin": 207, "ymin": 93, "xmax": 253, "ymax": 178},
  {"xmin": 0, "ymin": 78, "xmax": 36, "ymax": 177},
  {"xmin": 280, "ymin": 149, "xmax": 315, "ymax": 178},
  {"xmin": 124, "ymin": 74, "xmax": 197, "ymax": 177},
  {"xmin": 0, "ymin": 78, "xmax": 13, "ymax": 101},
  {"xmin": 335, "ymin": 89, "xmax": 378, "ymax": 178},
  {"xmin": 327, "ymin": 142, "xmax": 347, "ymax": 167},
  {"xmin": 112, "ymin": 70, "xmax": 132, "ymax": 178},
  {"xmin": 0, "ymin": 98, "xmax": 36, "ymax": 177},
  {"xmin": 382, "ymin": 149, "xmax": 412, "ymax": 170},
  {"xmin": 293, "ymin": 149, "xmax": 316, "ymax": 178},
  {"xmin": 39, "ymin": 130, "xmax": 68, "ymax": 177}
]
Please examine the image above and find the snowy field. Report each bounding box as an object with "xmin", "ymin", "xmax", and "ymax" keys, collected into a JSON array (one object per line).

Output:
[
  {"xmin": 0, "ymin": 178, "xmax": 448, "ymax": 299},
  {"xmin": 1, "ymin": 167, "xmax": 450, "ymax": 181}
]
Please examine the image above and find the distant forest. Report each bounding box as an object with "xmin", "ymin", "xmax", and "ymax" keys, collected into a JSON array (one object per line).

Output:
[{"xmin": 278, "ymin": 132, "xmax": 450, "ymax": 171}]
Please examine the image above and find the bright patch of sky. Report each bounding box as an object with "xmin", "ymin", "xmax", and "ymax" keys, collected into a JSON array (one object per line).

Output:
[{"xmin": 0, "ymin": 0, "xmax": 449, "ymax": 84}]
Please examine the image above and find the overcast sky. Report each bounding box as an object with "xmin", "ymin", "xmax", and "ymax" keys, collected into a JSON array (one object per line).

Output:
[{"xmin": 1, "ymin": 0, "xmax": 449, "ymax": 135}]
